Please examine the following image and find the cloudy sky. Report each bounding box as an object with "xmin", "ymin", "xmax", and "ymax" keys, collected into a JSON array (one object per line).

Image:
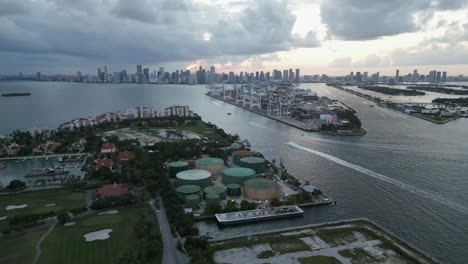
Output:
[{"xmin": 1, "ymin": 0, "xmax": 467, "ymax": 76}]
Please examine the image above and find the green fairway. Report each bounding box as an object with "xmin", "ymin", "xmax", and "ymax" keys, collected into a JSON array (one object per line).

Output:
[
  {"xmin": 38, "ymin": 206, "xmax": 162, "ymax": 264},
  {"xmin": 0, "ymin": 226, "xmax": 49, "ymax": 264},
  {"xmin": 0, "ymin": 189, "xmax": 86, "ymax": 218}
]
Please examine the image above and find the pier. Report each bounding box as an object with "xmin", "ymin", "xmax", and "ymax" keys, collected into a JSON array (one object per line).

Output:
[{"xmin": 0, "ymin": 153, "xmax": 88, "ymax": 161}]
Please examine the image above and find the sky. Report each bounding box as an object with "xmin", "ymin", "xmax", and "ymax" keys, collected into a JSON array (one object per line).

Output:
[{"xmin": 0, "ymin": 0, "xmax": 467, "ymax": 76}]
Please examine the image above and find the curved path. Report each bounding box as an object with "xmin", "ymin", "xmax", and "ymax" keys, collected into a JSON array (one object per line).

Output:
[{"xmin": 32, "ymin": 221, "xmax": 57, "ymax": 264}]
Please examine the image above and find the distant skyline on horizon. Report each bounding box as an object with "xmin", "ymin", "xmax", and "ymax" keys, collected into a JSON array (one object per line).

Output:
[{"xmin": 1, "ymin": 0, "xmax": 467, "ymax": 76}]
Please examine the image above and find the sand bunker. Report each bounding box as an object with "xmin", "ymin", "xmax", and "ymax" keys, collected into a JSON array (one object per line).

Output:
[
  {"xmin": 64, "ymin": 222, "xmax": 76, "ymax": 226},
  {"xmin": 0, "ymin": 216, "xmax": 7, "ymax": 221},
  {"xmin": 45, "ymin": 203, "xmax": 56, "ymax": 207},
  {"xmin": 84, "ymin": 229, "xmax": 113, "ymax": 242},
  {"xmin": 98, "ymin": 210, "xmax": 118, "ymax": 215},
  {"xmin": 6, "ymin": 204, "xmax": 28, "ymax": 210}
]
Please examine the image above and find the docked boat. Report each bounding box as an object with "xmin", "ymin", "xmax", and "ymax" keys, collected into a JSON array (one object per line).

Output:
[
  {"xmin": 215, "ymin": 205, "xmax": 304, "ymax": 225},
  {"xmin": 25, "ymin": 167, "xmax": 69, "ymax": 178}
]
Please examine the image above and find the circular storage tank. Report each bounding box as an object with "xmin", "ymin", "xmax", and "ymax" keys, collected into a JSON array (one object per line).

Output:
[
  {"xmin": 226, "ymin": 183, "xmax": 242, "ymax": 197},
  {"xmin": 240, "ymin": 157, "xmax": 266, "ymax": 174},
  {"xmin": 185, "ymin": 194, "xmax": 200, "ymax": 210},
  {"xmin": 176, "ymin": 169, "xmax": 212, "ymax": 188},
  {"xmin": 176, "ymin": 185, "xmax": 201, "ymax": 200},
  {"xmin": 168, "ymin": 161, "xmax": 189, "ymax": 178},
  {"xmin": 205, "ymin": 193, "xmax": 220, "ymax": 206},
  {"xmin": 232, "ymin": 150, "xmax": 255, "ymax": 165},
  {"xmin": 244, "ymin": 179, "xmax": 277, "ymax": 201},
  {"xmin": 195, "ymin": 157, "xmax": 224, "ymax": 176},
  {"xmin": 222, "ymin": 167, "xmax": 256, "ymax": 185},
  {"xmin": 203, "ymin": 186, "xmax": 226, "ymax": 201}
]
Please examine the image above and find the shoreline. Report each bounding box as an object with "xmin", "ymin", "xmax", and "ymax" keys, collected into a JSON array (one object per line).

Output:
[
  {"xmin": 326, "ymin": 84, "xmax": 460, "ymax": 125},
  {"xmin": 206, "ymin": 94, "xmax": 366, "ymax": 136},
  {"xmin": 210, "ymin": 217, "xmax": 438, "ymax": 264}
]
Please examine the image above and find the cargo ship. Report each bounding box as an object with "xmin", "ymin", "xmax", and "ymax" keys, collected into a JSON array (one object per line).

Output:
[
  {"xmin": 25, "ymin": 167, "xmax": 69, "ymax": 178},
  {"xmin": 215, "ymin": 205, "xmax": 304, "ymax": 225}
]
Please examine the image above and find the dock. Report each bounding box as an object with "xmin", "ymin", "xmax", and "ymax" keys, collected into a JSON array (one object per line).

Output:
[{"xmin": 215, "ymin": 205, "xmax": 304, "ymax": 225}]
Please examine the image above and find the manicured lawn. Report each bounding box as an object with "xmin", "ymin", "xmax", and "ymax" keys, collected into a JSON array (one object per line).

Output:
[
  {"xmin": 0, "ymin": 189, "xmax": 86, "ymax": 218},
  {"xmin": 413, "ymin": 113, "xmax": 453, "ymax": 123},
  {"xmin": 38, "ymin": 206, "xmax": 162, "ymax": 264},
  {"xmin": 270, "ymin": 238, "xmax": 310, "ymax": 254},
  {"xmin": 298, "ymin": 255, "xmax": 342, "ymax": 264},
  {"xmin": 0, "ymin": 226, "xmax": 49, "ymax": 264},
  {"xmin": 316, "ymin": 228, "xmax": 357, "ymax": 247}
]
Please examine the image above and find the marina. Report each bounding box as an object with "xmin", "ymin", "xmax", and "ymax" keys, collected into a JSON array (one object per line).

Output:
[{"xmin": 215, "ymin": 205, "xmax": 304, "ymax": 225}]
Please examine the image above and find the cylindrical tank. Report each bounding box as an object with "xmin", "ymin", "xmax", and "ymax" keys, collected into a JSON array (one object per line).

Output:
[
  {"xmin": 205, "ymin": 193, "xmax": 220, "ymax": 206},
  {"xmin": 176, "ymin": 169, "xmax": 212, "ymax": 188},
  {"xmin": 185, "ymin": 194, "xmax": 200, "ymax": 210},
  {"xmin": 203, "ymin": 186, "xmax": 226, "ymax": 200},
  {"xmin": 240, "ymin": 157, "xmax": 266, "ymax": 174},
  {"xmin": 176, "ymin": 185, "xmax": 201, "ymax": 200},
  {"xmin": 168, "ymin": 161, "xmax": 189, "ymax": 178},
  {"xmin": 244, "ymin": 179, "xmax": 277, "ymax": 201},
  {"xmin": 195, "ymin": 157, "xmax": 224, "ymax": 176},
  {"xmin": 222, "ymin": 167, "xmax": 256, "ymax": 185},
  {"xmin": 232, "ymin": 150, "xmax": 255, "ymax": 165},
  {"xmin": 226, "ymin": 183, "xmax": 242, "ymax": 197}
]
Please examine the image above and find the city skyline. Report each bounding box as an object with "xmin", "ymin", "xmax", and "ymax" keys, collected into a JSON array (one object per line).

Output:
[
  {"xmin": 0, "ymin": 0, "xmax": 467, "ymax": 75},
  {"xmin": 22, "ymin": 64, "xmax": 464, "ymax": 84}
]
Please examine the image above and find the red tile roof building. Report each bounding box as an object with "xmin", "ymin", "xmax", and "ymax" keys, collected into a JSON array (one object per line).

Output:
[
  {"xmin": 96, "ymin": 158, "xmax": 114, "ymax": 171},
  {"xmin": 118, "ymin": 151, "xmax": 135, "ymax": 162},
  {"xmin": 96, "ymin": 183, "xmax": 128, "ymax": 197},
  {"xmin": 100, "ymin": 143, "xmax": 117, "ymax": 154}
]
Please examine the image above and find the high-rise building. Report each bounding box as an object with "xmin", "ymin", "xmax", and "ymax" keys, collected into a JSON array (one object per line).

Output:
[
  {"xmin": 295, "ymin": 69, "xmax": 300, "ymax": 82},
  {"xmin": 289, "ymin": 69, "xmax": 293, "ymax": 81},
  {"xmin": 98, "ymin": 68, "xmax": 102, "ymax": 82},
  {"xmin": 395, "ymin": 69, "xmax": 400, "ymax": 83},
  {"xmin": 436, "ymin": 71, "xmax": 441, "ymax": 82},
  {"xmin": 266, "ymin": 72, "xmax": 270, "ymax": 81},
  {"xmin": 36, "ymin": 72, "xmax": 41, "ymax": 81},
  {"xmin": 283, "ymin": 70, "xmax": 289, "ymax": 82},
  {"xmin": 210, "ymin": 66, "xmax": 215, "ymax": 74},
  {"xmin": 442, "ymin": 71, "xmax": 447, "ymax": 82},
  {"xmin": 428, "ymin": 70, "xmax": 436, "ymax": 82},
  {"xmin": 412, "ymin": 69, "xmax": 418, "ymax": 82},
  {"xmin": 104, "ymin": 66, "xmax": 108, "ymax": 83},
  {"xmin": 228, "ymin": 71, "xmax": 235, "ymax": 83},
  {"xmin": 363, "ymin": 72, "xmax": 368, "ymax": 82},
  {"xmin": 356, "ymin": 72, "xmax": 362, "ymax": 83},
  {"xmin": 143, "ymin": 68, "xmax": 149, "ymax": 82}
]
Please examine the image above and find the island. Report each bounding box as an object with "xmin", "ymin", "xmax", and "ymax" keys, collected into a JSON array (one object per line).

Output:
[
  {"xmin": 407, "ymin": 85, "xmax": 468, "ymax": 95},
  {"xmin": 357, "ymin": 85, "xmax": 425, "ymax": 96},
  {"xmin": 1, "ymin": 92, "xmax": 31, "ymax": 97}
]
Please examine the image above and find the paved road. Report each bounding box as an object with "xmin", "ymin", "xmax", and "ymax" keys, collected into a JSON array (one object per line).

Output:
[
  {"xmin": 149, "ymin": 198, "xmax": 189, "ymax": 264},
  {"xmin": 32, "ymin": 220, "xmax": 57, "ymax": 264}
]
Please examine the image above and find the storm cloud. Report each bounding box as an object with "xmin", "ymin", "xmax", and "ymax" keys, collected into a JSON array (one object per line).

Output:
[
  {"xmin": 321, "ymin": 0, "xmax": 468, "ymax": 40},
  {"xmin": 0, "ymin": 0, "xmax": 319, "ymax": 73}
]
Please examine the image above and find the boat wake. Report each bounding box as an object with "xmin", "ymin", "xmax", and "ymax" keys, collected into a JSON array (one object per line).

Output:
[
  {"xmin": 286, "ymin": 141, "xmax": 468, "ymax": 215},
  {"xmin": 211, "ymin": 101, "xmax": 221, "ymax": 106}
]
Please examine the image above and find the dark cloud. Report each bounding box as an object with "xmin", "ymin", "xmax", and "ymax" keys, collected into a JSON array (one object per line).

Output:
[
  {"xmin": 0, "ymin": 0, "xmax": 29, "ymax": 16},
  {"xmin": 0, "ymin": 0, "xmax": 319, "ymax": 73},
  {"xmin": 321, "ymin": 0, "xmax": 468, "ymax": 40}
]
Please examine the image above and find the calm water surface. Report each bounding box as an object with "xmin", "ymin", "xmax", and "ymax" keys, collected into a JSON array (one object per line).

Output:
[{"xmin": 0, "ymin": 81, "xmax": 467, "ymax": 264}]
